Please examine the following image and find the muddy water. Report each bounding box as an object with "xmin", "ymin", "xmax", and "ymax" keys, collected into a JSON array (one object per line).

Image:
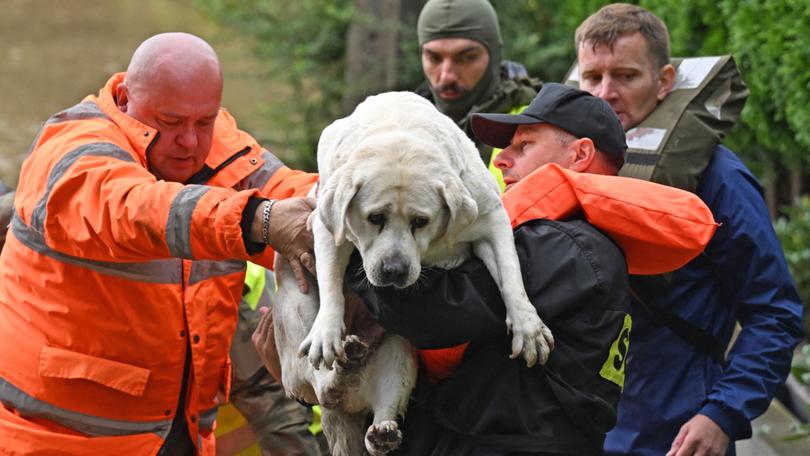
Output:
[{"xmin": 0, "ymin": 0, "xmax": 286, "ymax": 187}]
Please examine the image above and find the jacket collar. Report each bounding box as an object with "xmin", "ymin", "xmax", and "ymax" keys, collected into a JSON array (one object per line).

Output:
[
  {"xmin": 502, "ymin": 164, "xmax": 579, "ymax": 228},
  {"xmin": 93, "ymin": 73, "xmax": 157, "ymax": 164}
]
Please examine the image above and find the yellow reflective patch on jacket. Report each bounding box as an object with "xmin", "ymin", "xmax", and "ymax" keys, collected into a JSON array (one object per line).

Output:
[
  {"xmin": 488, "ymin": 151, "xmax": 506, "ymax": 192},
  {"xmin": 600, "ymin": 314, "xmax": 632, "ymax": 389},
  {"xmin": 243, "ymin": 262, "xmax": 266, "ymax": 311},
  {"xmin": 309, "ymin": 405, "xmax": 322, "ymax": 435}
]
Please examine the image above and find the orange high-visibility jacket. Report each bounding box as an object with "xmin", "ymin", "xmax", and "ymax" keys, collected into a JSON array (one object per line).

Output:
[
  {"xmin": 420, "ymin": 163, "xmax": 719, "ymax": 382},
  {"xmin": 0, "ymin": 73, "xmax": 317, "ymax": 455}
]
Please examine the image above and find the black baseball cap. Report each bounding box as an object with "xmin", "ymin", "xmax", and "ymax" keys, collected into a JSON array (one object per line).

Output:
[{"xmin": 471, "ymin": 83, "xmax": 627, "ymax": 165}]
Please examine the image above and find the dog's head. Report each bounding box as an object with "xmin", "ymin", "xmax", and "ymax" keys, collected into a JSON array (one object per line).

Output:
[{"xmin": 319, "ymin": 132, "xmax": 478, "ymax": 288}]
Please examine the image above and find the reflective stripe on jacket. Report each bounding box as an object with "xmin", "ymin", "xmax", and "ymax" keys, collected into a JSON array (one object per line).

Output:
[{"xmin": 0, "ymin": 73, "xmax": 316, "ymax": 455}]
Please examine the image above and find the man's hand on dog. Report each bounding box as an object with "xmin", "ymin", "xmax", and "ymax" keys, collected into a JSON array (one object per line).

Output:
[
  {"xmin": 252, "ymin": 306, "xmax": 284, "ymax": 383},
  {"xmin": 254, "ymin": 197, "xmax": 317, "ymax": 293}
]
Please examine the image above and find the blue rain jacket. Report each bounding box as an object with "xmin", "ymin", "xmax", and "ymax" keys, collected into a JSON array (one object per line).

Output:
[{"xmin": 604, "ymin": 146, "xmax": 804, "ymax": 455}]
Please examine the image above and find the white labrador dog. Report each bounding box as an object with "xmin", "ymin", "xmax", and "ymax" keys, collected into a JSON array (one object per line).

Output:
[{"xmin": 274, "ymin": 91, "xmax": 554, "ymax": 456}]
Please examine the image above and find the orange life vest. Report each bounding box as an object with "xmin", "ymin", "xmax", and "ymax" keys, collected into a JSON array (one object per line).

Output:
[
  {"xmin": 419, "ymin": 163, "xmax": 718, "ymax": 382},
  {"xmin": 0, "ymin": 73, "xmax": 316, "ymax": 455}
]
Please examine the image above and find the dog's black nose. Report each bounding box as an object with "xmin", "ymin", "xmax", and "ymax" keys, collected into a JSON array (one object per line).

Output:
[{"xmin": 380, "ymin": 256, "xmax": 409, "ymax": 285}]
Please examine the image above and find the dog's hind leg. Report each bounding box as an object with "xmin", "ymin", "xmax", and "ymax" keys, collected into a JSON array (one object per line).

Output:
[
  {"xmin": 272, "ymin": 257, "xmax": 320, "ymax": 404},
  {"xmin": 362, "ymin": 335, "xmax": 417, "ymax": 455},
  {"xmin": 321, "ymin": 408, "xmax": 366, "ymax": 456}
]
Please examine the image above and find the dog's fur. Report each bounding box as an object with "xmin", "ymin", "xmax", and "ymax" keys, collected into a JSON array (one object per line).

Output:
[{"xmin": 273, "ymin": 92, "xmax": 553, "ymax": 455}]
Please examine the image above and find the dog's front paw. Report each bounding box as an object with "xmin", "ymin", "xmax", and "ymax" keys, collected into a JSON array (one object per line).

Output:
[
  {"xmin": 298, "ymin": 316, "xmax": 346, "ymax": 370},
  {"xmin": 506, "ymin": 306, "xmax": 555, "ymax": 367},
  {"xmin": 365, "ymin": 420, "xmax": 402, "ymax": 456}
]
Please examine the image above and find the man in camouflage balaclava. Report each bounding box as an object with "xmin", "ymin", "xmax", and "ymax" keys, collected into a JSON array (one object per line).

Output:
[{"xmin": 417, "ymin": 0, "xmax": 540, "ymax": 166}]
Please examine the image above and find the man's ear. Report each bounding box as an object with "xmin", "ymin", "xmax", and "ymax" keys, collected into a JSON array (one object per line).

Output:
[
  {"xmin": 115, "ymin": 83, "xmax": 129, "ymax": 113},
  {"xmin": 570, "ymin": 137, "xmax": 596, "ymax": 173},
  {"xmin": 656, "ymin": 63, "xmax": 677, "ymax": 101}
]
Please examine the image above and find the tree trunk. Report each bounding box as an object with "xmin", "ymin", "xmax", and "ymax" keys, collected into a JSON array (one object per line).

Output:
[
  {"xmin": 790, "ymin": 162, "xmax": 803, "ymax": 203},
  {"xmin": 401, "ymin": 0, "xmax": 425, "ymax": 22},
  {"xmin": 342, "ymin": 0, "xmax": 402, "ymax": 113}
]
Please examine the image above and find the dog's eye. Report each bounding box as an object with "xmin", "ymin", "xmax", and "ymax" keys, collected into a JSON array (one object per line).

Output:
[
  {"xmin": 411, "ymin": 217, "xmax": 429, "ymax": 229},
  {"xmin": 367, "ymin": 213, "xmax": 387, "ymax": 227}
]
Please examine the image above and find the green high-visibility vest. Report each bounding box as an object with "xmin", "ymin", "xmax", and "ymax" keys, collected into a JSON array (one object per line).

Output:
[{"xmin": 243, "ymin": 262, "xmax": 267, "ymax": 311}]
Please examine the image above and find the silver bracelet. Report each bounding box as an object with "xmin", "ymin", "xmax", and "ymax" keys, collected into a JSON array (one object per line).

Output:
[{"xmin": 261, "ymin": 199, "xmax": 277, "ymax": 245}]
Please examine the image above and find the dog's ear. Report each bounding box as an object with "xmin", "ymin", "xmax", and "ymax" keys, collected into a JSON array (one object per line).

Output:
[
  {"xmin": 319, "ymin": 165, "xmax": 361, "ymax": 246},
  {"xmin": 438, "ymin": 176, "xmax": 478, "ymax": 242}
]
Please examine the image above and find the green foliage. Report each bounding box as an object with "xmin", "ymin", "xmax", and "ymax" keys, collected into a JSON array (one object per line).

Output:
[
  {"xmin": 774, "ymin": 196, "xmax": 810, "ymax": 338},
  {"xmin": 726, "ymin": 0, "xmax": 810, "ymax": 168},
  {"xmin": 198, "ymin": 0, "xmax": 354, "ymax": 169},
  {"xmin": 644, "ymin": 0, "xmax": 728, "ymax": 57},
  {"xmin": 396, "ymin": 15, "xmax": 426, "ymax": 93},
  {"xmin": 493, "ymin": 0, "xmax": 616, "ymax": 82},
  {"xmin": 645, "ymin": 0, "xmax": 810, "ymax": 177}
]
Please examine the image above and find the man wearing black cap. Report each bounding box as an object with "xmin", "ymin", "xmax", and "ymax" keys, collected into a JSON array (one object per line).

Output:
[
  {"xmin": 474, "ymin": 82, "xmax": 628, "ymax": 184},
  {"xmin": 348, "ymin": 83, "xmax": 634, "ymax": 455}
]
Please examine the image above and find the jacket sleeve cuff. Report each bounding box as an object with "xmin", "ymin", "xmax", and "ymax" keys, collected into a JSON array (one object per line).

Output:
[
  {"xmin": 699, "ymin": 400, "xmax": 752, "ymax": 440},
  {"xmin": 240, "ymin": 196, "xmax": 268, "ymax": 255}
]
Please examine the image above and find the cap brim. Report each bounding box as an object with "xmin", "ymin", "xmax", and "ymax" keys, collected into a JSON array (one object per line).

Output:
[{"xmin": 471, "ymin": 113, "xmax": 544, "ymax": 149}]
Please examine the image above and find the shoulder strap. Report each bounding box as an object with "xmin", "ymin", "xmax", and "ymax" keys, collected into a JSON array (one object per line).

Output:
[{"xmin": 629, "ymin": 277, "xmax": 726, "ymax": 363}]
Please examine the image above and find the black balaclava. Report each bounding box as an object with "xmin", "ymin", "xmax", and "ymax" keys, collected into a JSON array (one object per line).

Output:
[{"xmin": 418, "ymin": 0, "xmax": 503, "ymax": 122}]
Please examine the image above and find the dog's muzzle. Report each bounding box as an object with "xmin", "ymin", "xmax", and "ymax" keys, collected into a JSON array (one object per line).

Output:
[{"xmin": 375, "ymin": 254, "xmax": 411, "ymax": 288}]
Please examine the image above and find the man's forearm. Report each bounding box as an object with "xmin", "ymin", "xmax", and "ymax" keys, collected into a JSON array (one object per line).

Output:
[{"xmin": 240, "ymin": 196, "xmax": 268, "ymax": 254}]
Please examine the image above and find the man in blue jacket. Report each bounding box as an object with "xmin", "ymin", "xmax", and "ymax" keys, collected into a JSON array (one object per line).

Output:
[{"xmin": 574, "ymin": 4, "xmax": 804, "ymax": 455}]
